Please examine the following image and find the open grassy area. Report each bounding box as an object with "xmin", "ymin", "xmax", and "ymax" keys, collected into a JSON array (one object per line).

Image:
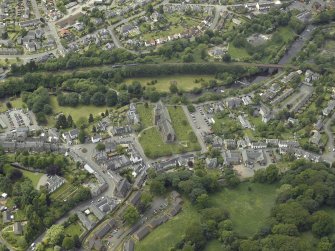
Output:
[
  {"xmin": 137, "ymin": 103, "xmax": 153, "ymax": 128},
  {"xmin": 64, "ymin": 222, "xmax": 84, "ymax": 237},
  {"xmin": 19, "ymin": 169, "xmax": 43, "ymax": 189},
  {"xmin": 50, "ymin": 96, "xmax": 107, "ymax": 123},
  {"xmin": 209, "ymin": 182, "xmax": 278, "ymax": 237},
  {"xmin": 136, "ymin": 182, "xmax": 278, "ymax": 250},
  {"xmin": 3, "ymin": 165, "xmax": 43, "ymax": 189},
  {"xmin": 0, "ymin": 97, "xmax": 25, "ymax": 112},
  {"xmin": 139, "ymin": 127, "xmax": 176, "ymax": 158},
  {"xmin": 228, "ymin": 43, "xmax": 251, "ymax": 61},
  {"xmin": 135, "ymin": 201, "xmax": 200, "ymax": 251},
  {"xmin": 138, "ymin": 106, "xmax": 200, "ymax": 158},
  {"xmin": 125, "ymin": 75, "xmax": 215, "ymax": 92}
]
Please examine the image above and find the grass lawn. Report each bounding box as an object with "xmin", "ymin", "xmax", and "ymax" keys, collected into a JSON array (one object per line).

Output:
[
  {"xmin": 139, "ymin": 106, "xmax": 200, "ymax": 158},
  {"xmin": 209, "ymin": 182, "xmax": 278, "ymax": 237},
  {"xmin": 228, "ymin": 43, "xmax": 251, "ymax": 61},
  {"xmin": 136, "ymin": 182, "xmax": 278, "ymax": 250},
  {"xmin": 64, "ymin": 222, "xmax": 84, "ymax": 237},
  {"xmin": 3, "ymin": 165, "xmax": 43, "ymax": 189},
  {"xmin": 19, "ymin": 169, "xmax": 43, "ymax": 189},
  {"xmin": 135, "ymin": 201, "xmax": 200, "ymax": 251},
  {"xmin": 0, "ymin": 97, "xmax": 25, "ymax": 112},
  {"xmin": 125, "ymin": 75, "xmax": 215, "ymax": 92},
  {"xmin": 50, "ymin": 96, "xmax": 107, "ymax": 123},
  {"xmin": 139, "ymin": 127, "xmax": 177, "ymax": 158},
  {"xmin": 137, "ymin": 103, "xmax": 153, "ymax": 128}
]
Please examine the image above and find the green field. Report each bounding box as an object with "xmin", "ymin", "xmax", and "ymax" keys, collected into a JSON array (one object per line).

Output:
[
  {"xmin": 19, "ymin": 169, "xmax": 43, "ymax": 189},
  {"xmin": 135, "ymin": 201, "xmax": 200, "ymax": 251},
  {"xmin": 50, "ymin": 96, "xmax": 107, "ymax": 123},
  {"xmin": 3, "ymin": 166, "xmax": 43, "ymax": 189},
  {"xmin": 137, "ymin": 103, "xmax": 153, "ymax": 128},
  {"xmin": 228, "ymin": 43, "xmax": 251, "ymax": 60},
  {"xmin": 125, "ymin": 75, "xmax": 215, "ymax": 92},
  {"xmin": 138, "ymin": 106, "xmax": 200, "ymax": 158},
  {"xmin": 0, "ymin": 97, "xmax": 25, "ymax": 112},
  {"xmin": 209, "ymin": 182, "xmax": 278, "ymax": 237},
  {"xmin": 136, "ymin": 182, "xmax": 278, "ymax": 250},
  {"xmin": 64, "ymin": 222, "xmax": 84, "ymax": 237},
  {"xmin": 139, "ymin": 127, "xmax": 177, "ymax": 158}
]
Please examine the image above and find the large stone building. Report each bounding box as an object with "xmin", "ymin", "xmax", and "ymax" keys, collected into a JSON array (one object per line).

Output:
[{"xmin": 154, "ymin": 101, "xmax": 176, "ymax": 143}]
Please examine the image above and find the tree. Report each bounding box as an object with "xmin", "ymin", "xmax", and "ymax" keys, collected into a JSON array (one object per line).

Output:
[
  {"xmin": 95, "ymin": 143, "xmax": 106, "ymax": 151},
  {"xmin": 55, "ymin": 114, "xmax": 67, "ymax": 129},
  {"xmin": 7, "ymin": 168, "xmax": 23, "ymax": 181},
  {"xmin": 272, "ymin": 201, "xmax": 310, "ymax": 231},
  {"xmin": 196, "ymin": 193, "xmax": 208, "ymax": 209},
  {"xmin": 44, "ymin": 224, "xmax": 64, "ymax": 246},
  {"xmin": 73, "ymin": 235, "xmax": 81, "ymax": 248},
  {"xmin": 123, "ymin": 206, "xmax": 140, "ymax": 225},
  {"xmin": 88, "ymin": 114, "xmax": 94, "ymax": 123},
  {"xmin": 0, "ymin": 244, "xmax": 9, "ymax": 251},
  {"xmin": 91, "ymin": 92, "xmax": 106, "ymax": 106},
  {"xmin": 311, "ymin": 211, "xmax": 334, "ymax": 237},
  {"xmin": 67, "ymin": 115, "xmax": 73, "ymax": 128},
  {"xmin": 78, "ymin": 129, "xmax": 86, "ymax": 144},
  {"xmin": 106, "ymin": 90, "xmax": 118, "ymax": 107},
  {"xmin": 62, "ymin": 237, "xmax": 74, "ymax": 250},
  {"xmin": 317, "ymin": 237, "xmax": 333, "ymax": 251},
  {"xmin": 5, "ymin": 102, "xmax": 12, "ymax": 109},
  {"xmin": 43, "ymin": 104, "xmax": 53, "ymax": 115},
  {"xmin": 272, "ymin": 223, "xmax": 299, "ymax": 236},
  {"xmin": 223, "ymin": 53, "xmax": 231, "ymax": 62},
  {"xmin": 184, "ymin": 222, "xmax": 206, "ymax": 250},
  {"xmin": 150, "ymin": 179, "xmax": 166, "ymax": 195},
  {"xmin": 253, "ymin": 165, "xmax": 279, "ymax": 184},
  {"xmin": 146, "ymin": 4, "xmax": 154, "ymax": 14},
  {"xmin": 187, "ymin": 104, "xmax": 196, "ymax": 113},
  {"xmin": 139, "ymin": 192, "xmax": 153, "ymax": 212},
  {"xmin": 169, "ymin": 83, "xmax": 178, "ymax": 94}
]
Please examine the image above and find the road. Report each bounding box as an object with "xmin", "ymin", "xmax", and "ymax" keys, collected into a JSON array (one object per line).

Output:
[
  {"xmin": 323, "ymin": 113, "xmax": 335, "ymax": 162},
  {"xmin": 210, "ymin": 6, "xmax": 221, "ymax": 30},
  {"xmin": 30, "ymin": 0, "xmax": 41, "ymax": 19},
  {"xmin": 46, "ymin": 23, "xmax": 66, "ymax": 56},
  {"xmin": 70, "ymin": 144, "xmax": 117, "ymax": 196},
  {"xmin": 31, "ymin": 143, "xmax": 118, "ymax": 248},
  {"xmin": 0, "ymin": 49, "xmax": 58, "ymax": 62}
]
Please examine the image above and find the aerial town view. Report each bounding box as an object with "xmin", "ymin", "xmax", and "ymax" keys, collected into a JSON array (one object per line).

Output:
[{"xmin": 1, "ymin": 0, "xmax": 335, "ymax": 250}]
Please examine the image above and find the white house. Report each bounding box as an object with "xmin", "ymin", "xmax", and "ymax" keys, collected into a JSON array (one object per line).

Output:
[{"xmin": 91, "ymin": 134, "xmax": 102, "ymax": 144}]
